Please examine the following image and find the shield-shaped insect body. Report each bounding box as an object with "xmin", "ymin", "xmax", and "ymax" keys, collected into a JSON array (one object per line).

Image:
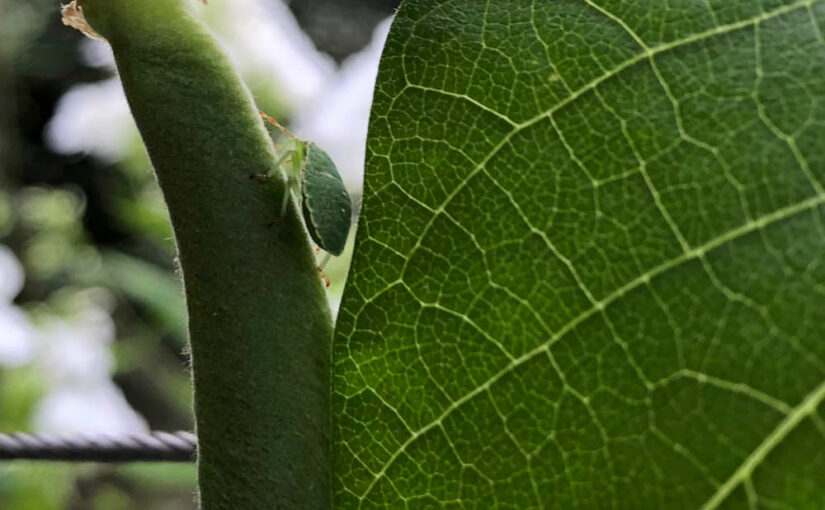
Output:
[
  {"xmin": 299, "ymin": 143, "xmax": 352, "ymax": 256},
  {"xmin": 258, "ymin": 112, "xmax": 352, "ymax": 257}
]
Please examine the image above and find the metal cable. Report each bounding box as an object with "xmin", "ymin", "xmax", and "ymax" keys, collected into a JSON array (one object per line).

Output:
[{"xmin": 0, "ymin": 431, "xmax": 196, "ymax": 463}]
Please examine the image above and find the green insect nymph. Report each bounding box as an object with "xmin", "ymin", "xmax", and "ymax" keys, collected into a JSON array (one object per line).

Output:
[{"xmin": 259, "ymin": 112, "xmax": 352, "ymax": 257}]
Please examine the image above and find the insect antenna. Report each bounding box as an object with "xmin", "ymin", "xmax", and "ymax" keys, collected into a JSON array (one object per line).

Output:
[{"xmin": 259, "ymin": 111, "xmax": 296, "ymax": 138}]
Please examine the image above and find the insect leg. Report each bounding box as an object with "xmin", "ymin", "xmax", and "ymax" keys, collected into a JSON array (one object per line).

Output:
[
  {"xmin": 251, "ymin": 150, "xmax": 290, "ymax": 182},
  {"xmin": 318, "ymin": 251, "xmax": 332, "ymax": 270},
  {"xmin": 317, "ymin": 266, "xmax": 331, "ymax": 288},
  {"xmin": 280, "ymin": 174, "xmax": 294, "ymax": 217},
  {"xmin": 272, "ymin": 149, "xmax": 291, "ymax": 173},
  {"xmin": 259, "ymin": 111, "xmax": 296, "ymax": 138},
  {"xmin": 314, "ymin": 251, "xmax": 333, "ymax": 288}
]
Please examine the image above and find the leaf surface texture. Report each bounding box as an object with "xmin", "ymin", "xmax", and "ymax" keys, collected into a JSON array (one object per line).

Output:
[{"xmin": 335, "ymin": 1, "xmax": 825, "ymax": 507}]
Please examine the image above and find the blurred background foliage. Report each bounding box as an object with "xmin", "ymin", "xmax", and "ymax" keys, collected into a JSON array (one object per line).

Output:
[{"xmin": 0, "ymin": 0, "xmax": 397, "ymax": 507}]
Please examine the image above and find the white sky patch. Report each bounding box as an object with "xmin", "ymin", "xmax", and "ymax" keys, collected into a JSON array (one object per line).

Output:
[
  {"xmin": 206, "ymin": 0, "xmax": 336, "ymax": 109},
  {"xmin": 0, "ymin": 244, "xmax": 24, "ymax": 300},
  {"xmin": 0, "ymin": 307, "xmax": 35, "ymax": 367},
  {"xmin": 0, "ymin": 245, "xmax": 36, "ymax": 367},
  {"xmin": 32, "ymin": 290, "xmax": 147, "ymax": 434},
  {"xmin": 79, "ymin": 37, "xmax": 114, "ymax": 68},
  {"xmin": 292, "ymin": 18, "xmax": 392, "ymax": 192},
  {"xmin": 35, "ymin": 300, "xmax": 116, "ymax": 384},
  {"xmin": 45, "ymin": 78, "xmax": 133, "ymax": 163},
  {"xmin": 34, "ymin": 385, "xmax": 147, "ymax": 435}
]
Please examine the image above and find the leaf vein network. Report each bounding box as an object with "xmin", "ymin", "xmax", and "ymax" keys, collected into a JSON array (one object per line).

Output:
[
  {"xmin": 352, "ymin": 0, "xmax": 825, "ymax": 503},
  {"xmin": 357, "ymin": 190, "xmax": 825, "ymax": 501}
]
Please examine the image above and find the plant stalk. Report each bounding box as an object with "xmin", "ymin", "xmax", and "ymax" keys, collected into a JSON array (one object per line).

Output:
[{"xmin": 75, "ymin": 1, "xmax": 333, "ymax": 507}]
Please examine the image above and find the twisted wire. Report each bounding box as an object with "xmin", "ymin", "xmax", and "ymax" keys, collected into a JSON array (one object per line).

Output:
[{"xmin": 0, "ymin": 431, "xmax": 196, "ymax": 462}]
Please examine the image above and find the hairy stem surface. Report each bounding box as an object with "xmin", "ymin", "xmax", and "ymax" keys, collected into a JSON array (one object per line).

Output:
[{"xmin": 78, "ymin": 1, "xmax": 332, "ymax": 507}]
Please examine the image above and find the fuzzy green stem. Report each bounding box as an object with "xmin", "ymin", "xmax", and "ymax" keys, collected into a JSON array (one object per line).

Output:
[{"xmin": 78, "ymin": 1, "xmax": 332, "ymax": 508}]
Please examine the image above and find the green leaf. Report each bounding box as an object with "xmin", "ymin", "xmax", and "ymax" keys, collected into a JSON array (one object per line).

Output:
[{"xmin": 334, "ymin": 0, "xmax": 825, "ymax": 507}]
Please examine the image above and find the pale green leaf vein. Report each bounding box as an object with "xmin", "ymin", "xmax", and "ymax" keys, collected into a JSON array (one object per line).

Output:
[
  {"xmin": 358, "ymin": 191, "xmax": 825, "ymax": 502},
  {"xmin": 700, "ymin": 376, "xmax": 825, "ymax": 509}
]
